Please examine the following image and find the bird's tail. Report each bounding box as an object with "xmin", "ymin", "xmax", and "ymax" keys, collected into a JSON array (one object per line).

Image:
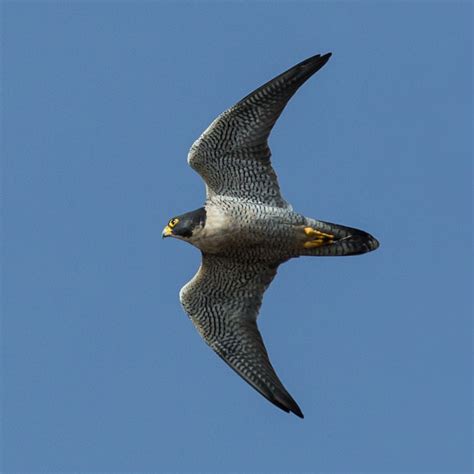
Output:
[{"xmin": 298, "ymin": 218, "xmax": 379, "ymax": 257}]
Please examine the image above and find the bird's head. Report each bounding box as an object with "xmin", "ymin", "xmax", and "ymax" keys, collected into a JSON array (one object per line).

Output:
[{"xmin": 162, "ymin": 207, "xmax": 206, "ymax": 242}]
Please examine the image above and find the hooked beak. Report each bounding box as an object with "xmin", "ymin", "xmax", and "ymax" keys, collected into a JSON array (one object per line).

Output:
[{"xmin": 162, "ymin": 225, "xmax": 173, "ymax": 239}]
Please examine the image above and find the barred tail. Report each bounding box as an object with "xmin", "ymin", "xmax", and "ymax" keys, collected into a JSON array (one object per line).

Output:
[{"xmin": 300, "ymin": 218, "xmax": 380, "ymax": 257}]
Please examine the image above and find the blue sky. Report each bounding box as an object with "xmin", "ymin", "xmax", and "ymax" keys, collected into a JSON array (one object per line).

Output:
[{"xmin": 2, "ymin": 1, "xmax": 472, "ymax": 472}]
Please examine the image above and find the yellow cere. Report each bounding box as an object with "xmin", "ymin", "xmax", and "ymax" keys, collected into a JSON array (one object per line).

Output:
[
  {"xmin": 163, "ymin": 226, "xmax": 173, "ymax": 237},
  {"xmin": 168, "ymin": 218, "xmax": 179, "ymax": 228}
]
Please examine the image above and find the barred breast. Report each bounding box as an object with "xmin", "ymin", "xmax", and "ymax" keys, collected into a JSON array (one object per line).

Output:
[{"xmin": 190, "ymin": 196, "xmax": 306, "ymax": 259}]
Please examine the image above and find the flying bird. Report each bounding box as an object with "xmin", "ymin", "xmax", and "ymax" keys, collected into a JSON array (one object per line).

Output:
[{"xmin": 162, "ymin": 53, "xmax": 379, "ymax": 418}]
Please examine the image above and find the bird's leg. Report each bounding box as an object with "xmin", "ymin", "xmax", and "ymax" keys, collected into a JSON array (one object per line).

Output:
[{"xmin": 303, "ymin": 227, "xmax": 335, "ymax": 249}]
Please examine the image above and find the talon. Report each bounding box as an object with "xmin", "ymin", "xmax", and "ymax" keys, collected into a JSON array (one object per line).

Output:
[
  {"xmin": 303, "ymin": 227, "xmax": 335, "ymax": 248},
  {"xmin": 304, "ymin": 227, "xmax": 333, "ymax": 239}
]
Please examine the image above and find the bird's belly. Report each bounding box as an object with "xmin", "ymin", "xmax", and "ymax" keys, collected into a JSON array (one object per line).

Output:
[
  {"xmin": 192, "ymin": 217, "xmax": 249, "ymax": 253},
  {"xmin": 191, "ymin": 202, "xmax": 301, "ymax": 255}
]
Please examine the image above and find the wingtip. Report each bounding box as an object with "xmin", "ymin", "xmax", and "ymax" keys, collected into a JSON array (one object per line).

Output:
[
  {"xmin": 296, "ymin": 52, "xmax": 332, "ymax": 77},
  {"xmin": 271, "ymin": 391, "xmax": 305, "ymax": 419},
  {"xmin": 289, "ymin": 401, "xmax": 305, "ymax": 419},
  {"xmin": 319, "ymin": 52, "xmax": 332, "ymax": 65},
  {"xmin": 302, "ymin": 52, "xmax": 332, "ymax": 64},
  {"xmin": 290, "ymin": 405, "xmax": 305, "ymax": 419},
  {"xmin": 283, "ymin": 402, "xmax": 304, "ymax": 419},
  {"xmin": 271, "ymin": 399, "xmax": 305, "ymax": 419}
]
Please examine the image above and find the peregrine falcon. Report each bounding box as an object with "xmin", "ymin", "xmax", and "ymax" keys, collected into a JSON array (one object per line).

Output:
[{"xmin": 162, "ymin": 53, "xmax": 379, "ymax": 418}]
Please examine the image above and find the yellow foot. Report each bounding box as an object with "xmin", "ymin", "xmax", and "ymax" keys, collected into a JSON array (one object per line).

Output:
[{"xmin": 303, "ymin": 227, "xmax": 335, "ymax": 249}]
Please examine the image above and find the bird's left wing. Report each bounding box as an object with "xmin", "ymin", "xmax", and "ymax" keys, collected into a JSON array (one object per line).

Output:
[
  {"xmin": 188, "ymin": 53, "xmax": 332, "ymax": 208},
  {"xmin": 179, "ymin": 254, "xmax": 303, "ymax": 418}
]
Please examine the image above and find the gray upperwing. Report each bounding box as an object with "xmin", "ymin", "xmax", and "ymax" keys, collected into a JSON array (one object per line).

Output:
[
  {"xmin": 188, "ymin": 53, "xmax": 332, "ymax": 208},
  {"xmin": 179, "ymin": 254, "xmax": 303, "ymax": 418}
]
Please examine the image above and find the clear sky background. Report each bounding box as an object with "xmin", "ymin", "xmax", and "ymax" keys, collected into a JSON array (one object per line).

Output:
[{"xmin": 2, "ymin": 1, "xmax": 472, "ymax": 473}]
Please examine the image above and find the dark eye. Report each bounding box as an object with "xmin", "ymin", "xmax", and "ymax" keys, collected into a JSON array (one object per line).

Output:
[{"xmin": 168, "ymin": 218, "xmax": 179, "ymax": 228}]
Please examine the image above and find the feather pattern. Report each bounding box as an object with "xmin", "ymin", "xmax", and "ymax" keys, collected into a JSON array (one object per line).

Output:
[
  {"xmin": 180, "ymin": 254, "xmax": 303, "ymax": 417},
  {"xmin": 188, "ymin": 53, "xmax": 332, "ymax": 207}
]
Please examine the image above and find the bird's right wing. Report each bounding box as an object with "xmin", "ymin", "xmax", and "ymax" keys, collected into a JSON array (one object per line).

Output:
[
  {"xmin": 179, "ymin": 254, "xmax": 303, "ymax": 418},
  {"xmin": 188, "ymin": 53, "xmax": 332, "ymax": 208}
]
